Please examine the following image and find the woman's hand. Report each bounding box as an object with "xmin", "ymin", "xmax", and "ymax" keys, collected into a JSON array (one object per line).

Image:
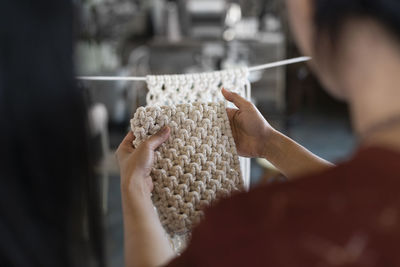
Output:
[
  {"xmin": 116, "ymin": 128, "xmax": 175, "ymax": 267},
  {"xmin": 116, "ymin": 127, "xmax": 170, "ymax": 200},
  {"xmin": 222, "ymin": 88, "xmax": 276, "ymax": 158}
]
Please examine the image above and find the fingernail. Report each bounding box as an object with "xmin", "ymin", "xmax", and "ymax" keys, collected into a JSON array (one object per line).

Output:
[{"xmin": 159, "ymin": 126, "xmax": 169, "ymax": 135}]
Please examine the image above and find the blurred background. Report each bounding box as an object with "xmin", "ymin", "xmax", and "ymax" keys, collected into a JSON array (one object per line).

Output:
[{"xmin": 75, "ymin": 0, "xmax": 356, "ymax": 265}]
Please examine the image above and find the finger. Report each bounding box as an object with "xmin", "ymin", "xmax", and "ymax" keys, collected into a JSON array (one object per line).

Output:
[
  {"xmin": 123, "ymin": 131, "xmax": 135, "ymax": 144},
  {"xmin": 225, "ymin": 108, "xmax": 238, "ymax": 121},
  {"xmin": 226, "ymin": 107, "xmax": 238, "ymax": 116},
  {"xmin": 222, "ymin": 88, "xmax": 249, "ymax": 110},
  {"xmin": 143, "ymin": 126, "xmax": 170, "ymax": 151},
  {"xmin": 225, "ymin": 108, "xmax": 236, "ymax": 132},
  {"xmin": 116, "ymin": 131, "xmax": 135, "ymax": 156}
]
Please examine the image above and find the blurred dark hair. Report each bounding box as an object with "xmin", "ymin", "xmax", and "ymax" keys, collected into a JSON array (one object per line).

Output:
[
  {"xmin": 0, "ymin": 1, "xmax": 104, "ymax": 266},
  {"xmin": 314, "ymin": 0, "xmax": 400, "ymax": 44}
]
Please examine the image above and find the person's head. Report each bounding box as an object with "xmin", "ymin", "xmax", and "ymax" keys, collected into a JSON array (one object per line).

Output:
[
  {"xmin": 0, "ymin": 1, "xmax": 104, "ymax": 266},
  {"xmin": 285, "ymin": 0, "xmax": 400, "ymax": 100}
]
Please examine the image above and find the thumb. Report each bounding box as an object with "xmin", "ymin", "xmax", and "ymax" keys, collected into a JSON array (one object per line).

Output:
[
  {"xmin": 225, "ymin": 108, "xmax": 239, "ymax": 123},
  {"xmin": 144, "ymin": 126, "xmax": 171, "ymax": 150},
  {"xmin": 221, "ymin": 88, "xmax": 249, "ymax": 110}
]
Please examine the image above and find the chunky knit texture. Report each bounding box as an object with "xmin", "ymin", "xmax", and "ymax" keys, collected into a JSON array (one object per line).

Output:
[
  {"xmin": 145, "ymin": 68, "xmax": 251, "ymax": 190},
  {"xmin": 131, "ymin": 102, "xmax": 244, "ymax": 235}
]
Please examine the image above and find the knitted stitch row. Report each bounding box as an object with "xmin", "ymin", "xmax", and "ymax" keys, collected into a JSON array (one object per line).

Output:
[
  {"xmin": 146, "ymin": 68, "xmax": 250, "ymax": 106},
  {"xmin": 131, "ymin": 102, "xmax": 244, "ymax": 235}
]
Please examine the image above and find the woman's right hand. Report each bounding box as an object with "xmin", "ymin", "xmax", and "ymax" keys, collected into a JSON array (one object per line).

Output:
[{"xmin": 222, "ymin": 88, "xmax": 276, "ymax": 158}]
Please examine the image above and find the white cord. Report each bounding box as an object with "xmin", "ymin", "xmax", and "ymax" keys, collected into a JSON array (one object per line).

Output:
[
  {"xmin": 76, "ymin": 76, "xmax": 147, "ymax": 81},
  {"xmin": 76, "ymin": 56, "xmax": 311, "ymax": 82},
  {"xmin": 248, "ymin": 56, "xmax": 311, "ymax": 72}
]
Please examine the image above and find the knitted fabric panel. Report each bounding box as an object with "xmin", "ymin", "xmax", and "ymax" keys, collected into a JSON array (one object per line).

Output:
[
  {"xmin": 131, "ymin": 102, "xmax": 244, "ymax": 235},
  {"xmin": 145, "ymin": 68, "xmax": 251, "ymax": 190},
  {"xmin": 146, "ymin": 68, "xmax": 250, "ymax": 106}
]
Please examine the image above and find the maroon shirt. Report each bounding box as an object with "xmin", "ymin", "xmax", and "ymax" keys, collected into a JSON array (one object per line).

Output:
[{"xmin": 168, "ymin": 147, "xmax": 400, "ymax": 267}]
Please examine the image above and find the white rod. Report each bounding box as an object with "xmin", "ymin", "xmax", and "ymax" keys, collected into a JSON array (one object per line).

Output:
[
  {"xmin": 76, "ymin": 76, "xmax": 147, "ymax": 81},
  {"xmin": 248, "ymin": 56, "xmax": 311, "ymax": 72},
  {"xmin": 76, "ymin": 56, "xmax": 311, "ymax": 82}
]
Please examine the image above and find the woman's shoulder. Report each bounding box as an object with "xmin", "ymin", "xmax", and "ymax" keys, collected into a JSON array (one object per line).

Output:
[
  {"xmin": 168, "ymin": 146, "xmax": 400, "ymax": 267},
  {"xmin": 206, "ymin": 145, "xmax": 400, "ymax": 219},
  {"xmin": 243, "ymin": 145, "xmax": 400, "ymax": 208},
  {"xmin": 207, "ymin": 145, "xmax": 400, "ymax": 240}
]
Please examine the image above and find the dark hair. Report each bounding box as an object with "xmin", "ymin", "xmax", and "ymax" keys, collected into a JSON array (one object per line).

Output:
[
  {"xmin": 0, "ymin": 1, "xmax": 104, "ymax": 266},
  {"xmin": 314, "ymin": 0, "xmax": 400, "ymax": 43}
]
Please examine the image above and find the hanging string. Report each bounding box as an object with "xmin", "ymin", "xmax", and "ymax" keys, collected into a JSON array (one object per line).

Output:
[
  {"xmin": 247, "ymin": 56, "xmax": 311, "ymax": 72},
  {"xmin": 76, "ymin": 56, "xmax": 310, "ymax": 82},
  {"xmin": 76, "ymin": 76, "xmax": 147, "ymax": 81}
]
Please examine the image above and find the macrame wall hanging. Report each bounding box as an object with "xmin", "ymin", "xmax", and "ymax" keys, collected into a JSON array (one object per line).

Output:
[
  {"xmin": 131, "ymin": 102, "xmax": 244, "ymax": 236},
  {"xmin": 145, "ymin": 68, "xmax": 251, "ymax": 190},
  {"xmin": 131, "ymin": 68, "xmax": 252, "ymax": 252},
  {"xmin": 79, "ymin": 56, "xmax": 310, "ymax": 251}
]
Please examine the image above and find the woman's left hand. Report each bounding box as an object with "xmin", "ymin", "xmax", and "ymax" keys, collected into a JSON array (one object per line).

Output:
[
  {"xmin": 116, "ymin": 127, "xmax": 175, "ymax": 267},
  {"xmin": 116, "ymin": 127, "xmax": 170, "ymax": 200}
]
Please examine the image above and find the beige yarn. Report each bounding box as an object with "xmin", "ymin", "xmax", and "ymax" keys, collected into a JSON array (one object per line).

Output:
[
  {"xmin": 131, "ymin": 102, "xmax": 244, "ymax": 235},
  {"xmin": 145, "ymin": 68, "xmax": 251, "ymax": 190},
  {"xmin": 146, "ymin": 68, "xmax": 251, "ymax": 106}
]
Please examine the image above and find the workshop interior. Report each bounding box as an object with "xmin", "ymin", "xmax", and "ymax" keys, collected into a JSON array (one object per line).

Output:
[
  {"xmin": 1, "ymin": 0, "xmax": 371, "ymax": 266},
  {"xmin": 75, "ymin": 0, "xmax": 355, "ymax": 265}
]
